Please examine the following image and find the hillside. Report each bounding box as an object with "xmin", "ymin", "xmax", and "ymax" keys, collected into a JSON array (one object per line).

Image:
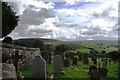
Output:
[{"xmin": 13, "ymin": 38, "xmax": 118, "ymax": 53}]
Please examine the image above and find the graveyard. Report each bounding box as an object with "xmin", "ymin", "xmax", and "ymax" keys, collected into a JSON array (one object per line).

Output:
[
  {"xmin": 1, "ymin": 37, "xmax": 119, "ymax": 80},
  {"xmin": 1, "ymin": 1, "xmax": 120, "ymax": 80}
]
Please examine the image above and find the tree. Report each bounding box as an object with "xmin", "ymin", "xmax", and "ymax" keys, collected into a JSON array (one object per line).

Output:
[
  {"xmin": 108, "ymin": 51, "xmax": 120, "ymax": 61},
  {"xmin": 54, "ymin": 44, "xmax": 70, "ymax": 55},
  {"xmin": 33, "ymin": 39, "xmax": 45, "ymax": 51},
  {"xmin": 2, "ymin": 2, "xmax": 19, "ymax": 37}
]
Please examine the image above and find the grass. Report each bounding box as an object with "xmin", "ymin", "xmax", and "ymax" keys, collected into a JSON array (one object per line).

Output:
[
  {"xmin": 19, "ymin": 58, "xmax": 118, "ymax": 79},
  {"xmin": 18, "ymin": 40, "xmax": 118, "ymax": 79}
]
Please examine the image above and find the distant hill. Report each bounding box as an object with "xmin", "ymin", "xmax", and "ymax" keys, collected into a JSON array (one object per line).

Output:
[{"xmin": 13, "ymin": 38, "xmax": 59, "ymax": 47}]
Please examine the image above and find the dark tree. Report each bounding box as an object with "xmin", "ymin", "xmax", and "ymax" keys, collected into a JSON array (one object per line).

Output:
[
  {"xmin": 54, "ymin": 44, "xmax": 70, "ymax": 55},
  {"xmin": 2, "ymin": 2, "xmax": 19, "ymax": 37},
  {"xmin": 33, "ymin": 39, "xmax": 45, "ymax": 51},
  {"xmin": 108, "ymin": 51, "xmax": 120, "ymax": 61}
]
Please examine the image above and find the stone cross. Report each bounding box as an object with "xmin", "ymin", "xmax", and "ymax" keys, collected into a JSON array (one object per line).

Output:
[
  {"xmin": 54, "ymin": 55, "xmax": 64, "ymax": 74},
  {"xmin": 31, "ymin": 56, "xmax": 46, "ymax": 79},
  {"xmin": 11, "ymin": 50, "xmax": 22, "ymax": 71}
]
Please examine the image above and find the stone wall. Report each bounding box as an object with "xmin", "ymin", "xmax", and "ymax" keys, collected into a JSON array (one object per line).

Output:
[{"xmin": 2, "ymin": 43, "xmax": 41, "ymax": 69}]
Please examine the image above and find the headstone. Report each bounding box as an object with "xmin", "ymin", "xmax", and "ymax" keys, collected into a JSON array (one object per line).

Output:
[
  {"xmin": 93, "ymin": 57, "xmax": 97, "ymax": 64},
  {"xmin": 83, "ymin": 54, "xmax": 88, "ymax": 64},
  {"xmin": 2, "ymin": 36, "xmax": 13, "ymax": 44},
  {"xmin": 73, "ymin": 57, "xmax": 78, "ymax": 65},
  {"xmin": 102, "ymin": 59, "xmax": 108, "ymax": 68},
  {"xmin": 11, "ymin": 50, "xmax": 22, "ymax": 71},
  {"xmin": 31, "ymin": 56, "xmax": 46, "ymax": 79},
  {"xmin": 99, "ymin": 68, "xmax": 108, "ymax": 77},
  {"xmin": 54, "ymin": 55, "xmax": 64, "ymax": 74},
  {"xmin": 90, "ymin": 69, "xmax": 100, "ymax": 80},
  {"xmin": 47, "ymin": 52, "xmax": 51, "ymax": 64},
  {"xmin": 63, "ymin": 58, "xmax": 70, "ymax": 67},
  {"xmin": 89, "ymin": 66, "xmax": 97, "ymax": 73},
  {"xmin": 77, "ymin": 52, "xmax": 82, "ymax": 60}
]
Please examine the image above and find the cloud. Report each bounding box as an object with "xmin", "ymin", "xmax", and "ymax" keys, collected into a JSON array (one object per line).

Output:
[{"xmin": 9, "ymin": 0, "xmax": 118, "ymax": 40}]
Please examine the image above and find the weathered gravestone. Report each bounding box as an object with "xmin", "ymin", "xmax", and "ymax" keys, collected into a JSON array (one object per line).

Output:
[
  {"xmin": 89, "ymin": 68, "xmax": 100, "ymax": 80},
  {"xmin": 102, "ymin": 59, "xmax": 108, "ymax": 68},
  {"xmin": 93, "ymin": 57, "xmax": 97, "ymax": 64},
  {"xmin": 31, "ymin": 56, "xmax": 47, "ymax": 79},
  {"xmin": 54, "ymin": 55, "xmax": 64, "ymax": 74},
  {"xmin": 89, "ymin": 66, "xmax": 97, "ymax": 73},
  {"xmin": 47, "ymin": 52, "xmax": 51, "ymax": 64},
  {"xmin": 11, "ymin": 50, "xmax": 22, "ymax": 71},
  {"xmin": 63, "ymin": 58, "xmax": 70, "ymax": 67},
  {"xmin": 77, "ymin": 52, "xmax": 82, "ymax": 60},
  {"xmin": 99, "ymin": 67, "xmax": 108, "ymax": 78},
  {"xmin": 83, "ymin": 54, "xmax": 88, "ymax": 64},
  {"xmin": 73, "ymin": 57, "xmax": 78, "ymax": 65},
  {"xmin": 2, "ymin": 36, "xmax": 13, "ymax": 44}
]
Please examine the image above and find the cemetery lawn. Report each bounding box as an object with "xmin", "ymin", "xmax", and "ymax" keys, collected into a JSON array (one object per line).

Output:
[{"xmin": 19, "ymin": 60, "xmax": 118, "ymax": 79}]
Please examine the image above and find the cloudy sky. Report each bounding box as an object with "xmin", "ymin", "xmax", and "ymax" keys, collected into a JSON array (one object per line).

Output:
[{"xmin": 6, "ymin": 0, "xmax": 119, "ymax": 41}]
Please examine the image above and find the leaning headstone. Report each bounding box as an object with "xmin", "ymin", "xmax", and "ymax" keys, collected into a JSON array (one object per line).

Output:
[
  {"xmin": 2, "ymin": 63, "xmax": 17, "ymax": 80},
  {"xmin": 31, "ymin": 56, "xmax": 46, "ymax": 79},
  {"xmin": 73, "ymin": 57, "xmax": 78, "ymax": 65},
  {"xmin": 63, "ymin": 58, "xmax": 70, "ymax": 67},
  {"xmin": 54, "ymin": 55, "xmax": 64, "ymax": 74},
  {"xmin": 2, "ymin": 36, "xmax": 13, "ymax": 44}
]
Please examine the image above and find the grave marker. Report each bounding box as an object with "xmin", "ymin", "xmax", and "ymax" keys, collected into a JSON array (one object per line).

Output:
[
  {"xmin": 11, "ymin": 50, "xmax": 22, "ymax": 71},
  {"xmin": 54, "ymin": 55, "xmax": 64, "ymax": 74},
  {"xmin": 73, "ymin": 57, "xmax": 78, "ymax": 65},
  {"xmin": 63, "ymin": 58, "xmax": 70, "ymax": 67},
  {"xmin": 31, "ymin": 56, "xmax": 46, "ymax": 79}
]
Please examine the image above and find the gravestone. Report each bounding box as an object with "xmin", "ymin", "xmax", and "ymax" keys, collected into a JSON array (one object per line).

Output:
[
  {"xmin": 99, "ymin": 67, "xmax": 108, "ymax": 78},
  {"xmin": 90, "ymin": 68, "xmax": 100, "ymax": 80},
  {"xmin": 47, "ymin": 52, "xmax": 51, "ymax": 64},
  {"xmin": 11, "ymin": 50, "xmax": 22, "ymax": 71},
  {"xmin": 31, "ymin": 56, "xmax": 46, "ymax": 79},
  {"xmin": 54, "ymin": 55, "xmax": 64, "ymax": 74},
  {"xmin": 83, "ymin": 54, "xmax": 88, "ymax": 64},
  {"xmin": 63, "ymin": 58, "xmax": 70, "ymax": 67},
  {"xmin": 73, "ymin": 57, "xmax": 78, "ymax": 65},
  {"xmin": 102, "ymin": 59, "xmax": 108, "ymax": 68},
  {"xmin": 93, "ymin": 57, "xmax": 97, "ymax": 64},
  {"xmin": 89, "ymin": 66, "xmax": 97, "ymax": 73},
  {"xmin": 77, "ymin": 52, "xmax": 82, "ymax": 60}
]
